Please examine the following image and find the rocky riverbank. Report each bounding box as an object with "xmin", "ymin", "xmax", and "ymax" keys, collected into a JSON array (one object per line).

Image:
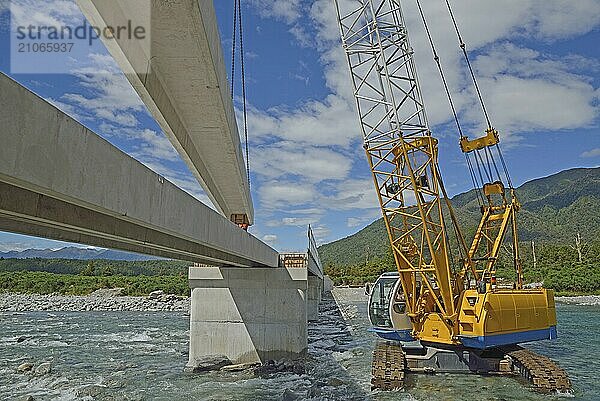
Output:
[
  {"xmin": 0, "ymin": 289, "xmax": 189, "ymax": 312},
  {"xmin": 1, "ymin": 288, "xmax": 596, "ymax": 313},
  {"xmin": 555, "ymin": 295, "xmax": 600, "ymax": 306}
]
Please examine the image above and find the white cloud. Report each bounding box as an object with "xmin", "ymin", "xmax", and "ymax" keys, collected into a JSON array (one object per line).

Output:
[
  {"xmin": 246, "ymin": 0, "xmax": 600, "ymax": 229},
  {"xmin": 246, "ymin": 96, "xmax": 359, "ymax": 148},
  {"xmin": 581, "ymin": 148, "xmax": 600, "ymax": 159},
  {"xmin": 266, "ymin": 216, "xmax": 320, "ymax": 228},
  {"xmin": 0, "ymin": 242, "xmax": 33, "ymax": 252},
  {"xmin": 347, "ymin": 209, "xmax": 382, "ymax": 228},
  {"xmin": 480, "ymin": 75, "xmax": 597, "ymax": 134},
  {"xmin": 250, "ymin": 0, "xmax": 301, "ymax": 24},
  {"xmin": 284, "ymin": 208, "xmax": 323, "ymax": 215},
  {"xmin": 259, "ymin": 181, "xmax": 317, "ymax": 209},
  {"xmin": 325, "ymin": 178, "xmax": 380, "ymax": 211},
  {"xmin": 528, "ymin": 1, "xmax": 600, "ymax": 39},
  {"xmin": 134, "ymin": 128, "xmax": 180, "ymax": 162},
  {"xmin": 46, "ymin": 97, "xmax": 83, "ymax": 122},
  {"xmin": 9, "ymin": 0, "xmax": 82, "ymax": 28},
  {"xmin": 60, "ymin": 53, "xmax": 145, "ymax": 127},
  {"xmin": 346, "ymin": 217, "xmax": 364, "ymax": 228},
  {"xmin": 252, "ymin": 143, "xmax": 352, "ymax": 182},
  {"xmin": 261, "ymin": 234, "xmax": 278, "ymax": 246},
  {"xmin": 286, "ymin": 0, "xmax": 600, "ymax": 141},
  {"xmin": 0, "ymin": 234, "xmax": 92, "ymax": 253},
  {"xmin": 281, "ymin": 217, "xmax": 319, "ymax": 227},
  {"xmin": 470, "ymin": 44, "xmax": 599, "ymax": 134},
  {"xmin": 310, "ymin": 224, "xmax": 331, "ymax": 244}
]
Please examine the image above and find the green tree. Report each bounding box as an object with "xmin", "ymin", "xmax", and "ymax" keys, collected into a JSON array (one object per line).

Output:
[{"xmin": 80, "ymin": 261, "xmax": 95, "ymax": 276}]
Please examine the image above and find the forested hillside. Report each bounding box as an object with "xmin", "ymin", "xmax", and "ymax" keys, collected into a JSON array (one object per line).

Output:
[
  {"xmin": 0, "ymin": 258, "xmax": 188, "ymax": 276},
  {"xmin": 0, "ymin": 259, "xmax": 189, "ymax": 296},
  {"xmin": 319, "ymin": 167, "xmax": 600, "ymax": 293}
]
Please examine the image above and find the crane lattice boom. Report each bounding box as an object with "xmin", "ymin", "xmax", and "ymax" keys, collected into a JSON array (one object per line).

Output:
[{"xmin": 335, "ymin": 0, "xmax": 458, "ymax": 338}]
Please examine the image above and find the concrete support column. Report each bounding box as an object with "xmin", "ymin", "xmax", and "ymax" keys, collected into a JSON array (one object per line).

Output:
[
  {"xmin": 186, "ymin": 266, "xmax": 308, "ymax": 369},
  {"xmin": 307, "ymin": 276, "xmax": 323, "ymax": 322}
]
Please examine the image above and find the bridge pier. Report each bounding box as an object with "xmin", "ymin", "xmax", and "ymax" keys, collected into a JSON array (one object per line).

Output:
[
  {"xmin": 185, "ymin": 266, "xmax": 308, "ymax": 370},
  {"xmin": 307, "ymin": 276, "xmax": 323, "ymax": 322}
]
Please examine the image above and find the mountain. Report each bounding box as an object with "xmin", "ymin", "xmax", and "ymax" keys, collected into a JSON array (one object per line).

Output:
[
  {"xmin": 0, "ymin": 246, "xmax": 162, "ymax": 261},
  {"xmin": 319, "ymin": 167, "xmax": 600, "ymax": 267}
]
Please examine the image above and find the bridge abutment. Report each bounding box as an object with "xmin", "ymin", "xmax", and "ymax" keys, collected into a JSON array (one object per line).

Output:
[{"xmin": 185, "ymin": 266, "xmax": 308, "ymax": 370}]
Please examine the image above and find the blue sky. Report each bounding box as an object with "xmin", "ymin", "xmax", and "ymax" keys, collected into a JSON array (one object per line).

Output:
[{"xmin": 0, "ymin": 0, "xmax": 599, "ymax": 253}]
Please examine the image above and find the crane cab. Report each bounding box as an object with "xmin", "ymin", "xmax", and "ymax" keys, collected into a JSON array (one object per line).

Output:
[{"xmin": 367, "ymin": 272, "xmax": 414, "ymax": 342}]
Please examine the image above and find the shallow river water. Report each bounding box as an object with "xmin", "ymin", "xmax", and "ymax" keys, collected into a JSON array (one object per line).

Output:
[{"xmin": 0, "ymin": 289, "xmax": 598, "ymax": 401}]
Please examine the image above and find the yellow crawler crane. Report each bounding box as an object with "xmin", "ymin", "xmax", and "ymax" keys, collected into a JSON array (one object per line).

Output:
[{"xmin": 333, "ymin": 0, "xmax": 571, "ymax": 393}]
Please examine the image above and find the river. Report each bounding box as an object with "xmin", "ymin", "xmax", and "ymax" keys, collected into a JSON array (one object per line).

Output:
[{"xmin": 1, "ymin": 289, "xmax": 598, "ymax": 400}]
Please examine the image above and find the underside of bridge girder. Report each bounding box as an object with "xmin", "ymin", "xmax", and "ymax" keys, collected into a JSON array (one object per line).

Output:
[
  {"xmin": 75, "ymin": 0, "xmax": 254, "ymax": 224},
  {"xmin": 0, "ymin": 73, "xmax": 275, "ymax": 267}
]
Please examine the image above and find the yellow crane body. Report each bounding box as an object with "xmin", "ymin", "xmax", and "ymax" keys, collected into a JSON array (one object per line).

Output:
[
  {"xmin": 335, "ymin": 0, "xmax": 571, "ymax": 392},
  {"xmin": 414, "ymin": 288, "xmax": 558, "ymax": 348},
  {"xmin": 456, "ymin": 289, "xmax": 557, "ymax": 349}
]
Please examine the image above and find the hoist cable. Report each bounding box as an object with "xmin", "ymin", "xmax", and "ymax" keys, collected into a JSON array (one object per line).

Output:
[
  {"xmin": 443, "ymin": 0, "xmax": 491, "ymax": 129},
  {"xmin": 483, "ymin": 147, "xmax": 494, "ymax": 181},
  {"xmin": 477, "ymin": 150, "xmax": 493, "ymax": 183},
  {"xmin": 496, "ymin": 145, "xmax": 514, "ymax": 189},
  {"xmin": 487, "ymin": 146, "xmax": 502, "ymax": 183},
  {"xmin": 230, "ymin": 0, "xmax": 251, "ymax": 188},
  {"xmin": 415, "ymin": 0, "xmax": 464, "ymax": 139},
  {"xmin": 238, "ymin": 0, "xmax": 251, "ymax": 188},
  {"xmin": 444, "ymin": 0, "xmax": 515, "ymax": 190},
  {"xmin": 416, "ymin": 0, "xmax": 488, "ymax": 206},
  {"xmin": 230, "ymin": 0, "xmax": 238, "ymax": 99},
  {"xmin": 473, "ymin": 151, "xmax": 487, "ymax": 189},
  {"xmin": 466, "ymin": 153, "xmax": 484, "ymax": 206}
]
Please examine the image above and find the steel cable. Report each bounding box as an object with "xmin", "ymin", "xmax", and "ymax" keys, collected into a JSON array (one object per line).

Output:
[{"xmin": 230, "ymin": 0, "xmax": 251, "ymax": 188}]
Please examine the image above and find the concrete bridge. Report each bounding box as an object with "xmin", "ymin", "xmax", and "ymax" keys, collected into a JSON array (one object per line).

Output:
[{"xmin": 0, "ymin": 0, "xmax": 324, "ymax": 369}]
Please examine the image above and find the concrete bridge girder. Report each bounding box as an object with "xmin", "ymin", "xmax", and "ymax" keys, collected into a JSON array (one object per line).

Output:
[
  {"xmin": 0, "ymin": 73, "xmax": 275, "ymax": 267},
  {"xmin": 76, "ymin": 0, "xmax": 254, "ymax": 224}
]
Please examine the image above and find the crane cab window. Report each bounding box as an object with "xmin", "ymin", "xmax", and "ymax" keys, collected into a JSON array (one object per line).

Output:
[{"xmin": 369, "ymin": 276, "xmax": 398, "ymax": 328}]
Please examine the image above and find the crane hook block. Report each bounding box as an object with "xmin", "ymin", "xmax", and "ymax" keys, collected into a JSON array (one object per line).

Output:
[
  {"xmin": 230, "ymin": 213, "xmax": 250, "ymax": 230},
  {"xmin": 460, "ymin": 128, "xmax": 499, "ymax": 153},
  {"xmin": 483, "ymin": 181, "xmax": 505, "ymax": 197}
]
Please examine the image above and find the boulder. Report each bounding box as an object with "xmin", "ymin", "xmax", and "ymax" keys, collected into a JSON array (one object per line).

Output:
[
  {"xmin": 34, "ymin": 362, "xmax": 52, "ymax": 376},
  {"xmin": 281, "ymin": 388, "xmax": 301, "ymax": 401},
  {"xmin": 327, "ymin": 377, "xmax": 345, "ymax": 387},
  {"xmin": 307, "ymin": 382, "xmax": 324, "ymax": 398},
  {"xmin": 220, "ymin": 362, "xmax": 260, "ymax": 372},
  {"xmin": 253, "ymin": 359, "xmax": 305, "ymax": 376},
  {"xmin": 148, "ymin": 290, "xmax": 164, "ymax": 300},
  {"xmin": 90, "ymin": 288, "xmax": 124, "ymax": 298},
  {"xmin": 16, "ymin": 363, "xmax": 33, "ymax": 373},
  {"xmin": 184, "ymin": 355, "xmax": 231, "ymax": 373},
  {"xmin": 164, "ymin": 294, "xmax": 179, "ymax": 302}
]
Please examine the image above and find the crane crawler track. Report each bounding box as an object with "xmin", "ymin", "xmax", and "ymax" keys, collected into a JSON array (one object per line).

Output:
[
  {"xmin": 506, "ymin": 347, "xmax": 572, "ymax": 393},
  {"xmin": 371, "ymin": 341, "xmax": 405, "ymax": 390}
]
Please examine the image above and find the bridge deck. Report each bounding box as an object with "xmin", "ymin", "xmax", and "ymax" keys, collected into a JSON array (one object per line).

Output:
[{"xmin": 0, "ymin": 73, "xmax": 274, "ymax": 267}]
